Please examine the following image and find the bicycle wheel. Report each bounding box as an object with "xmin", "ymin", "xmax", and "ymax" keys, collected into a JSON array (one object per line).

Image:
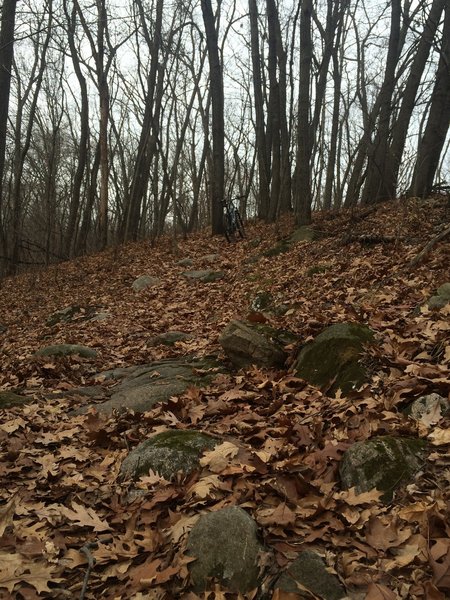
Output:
[
  {"xmin": 234, "ymin": 209, "xmax": 245, "ymax": 238},
  {"xmin": 223, "ymin": 211, "xmax": 233, "ymax": 243}
]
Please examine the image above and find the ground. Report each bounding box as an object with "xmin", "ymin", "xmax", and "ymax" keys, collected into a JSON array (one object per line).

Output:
[{"xmin": 0, "ymin": 197, "xmax": 449, "ymax": 599}]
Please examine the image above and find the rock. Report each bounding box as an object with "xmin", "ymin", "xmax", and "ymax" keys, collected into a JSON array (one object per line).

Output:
[
  {"xmin": 147, "ymin": 331, "xmax": 193, "ymax": 347},
  {"xmin": 339, "ymin": 435, "xmax": 427, "ymax": 503},
  {"xmin": 199, "ymin": 254, "xmax": 220, "ymax": 265},
  {"xmin": 275, "ymin": 551, "xmax": 346, "ymax": 600},
  {"xmin": 186, "ymin": 507, "xmax": 265, "ymax": 593},
  {"xmin": 120, "ymin": 430, "xmax": 218, "ymax": 480},
  {"xmin": 405, "ymin": 393, "xmax": 449, "ymax": 422},
  {"xmin": 288, "ymin": 226, "xmax": 318, "ymax": 243},
  {"xmin": 182, "ymin": 270, "xmax": 225, "ymax": 283},
  {"xmin": 46, "ymin": 306, "xmax": 82, "ymax": 327},
  {"xmin": 35, "ymin": 344, "xmax": 97, "ymax": 358},
  {"xmin": 0, "ymin": 391, "xmax": 31, "ymax": 408},
  {"xmin": 132, "ymin": 275, "xmax": 161, "ymax": 292},
  {"xmin": 307, "ymin": 263, "xmax": 332, "ymax": 276},
  {"xmin": 84, "ymin": 357, "xmax": 223, "ymax": 414},
  {"xmin": 250, "ymin": 291, "xmax": 273, "ymax": 312},
  {"xmin": 177, "ymin": 258, "xmax": 194, "ymax": 267},
  {"xmin": 0, "ymin": 323, "xmax": 7, "ymax": 333},
  {"xmin": 418, "ymin": 282, "xmax": 450, "ymax": 312},
  {"xmin": 437, "ymin": 282, "xmax": 450, "ymax": 299},
  {"xmin": 219, "ymin": 320, "xmax": 296, "ymax": 368},
  {"xmin": 293, "ymin": 322, "xmax": 375, "ymax": 395}
]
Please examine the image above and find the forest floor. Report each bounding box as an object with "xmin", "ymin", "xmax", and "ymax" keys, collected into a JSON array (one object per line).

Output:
[{"xmin": 0, "ymin": 197, "xmax": 449, "ymax": 600}]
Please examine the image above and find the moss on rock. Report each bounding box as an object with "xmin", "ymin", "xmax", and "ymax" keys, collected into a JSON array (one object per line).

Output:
[
  {"xmin": 293, "ymin": 323, "xmax": 374, "ymax": 395},
  {"xmin": 0, "ymin": 391, "xmax": 31, "ymax": 408},
  {"xmin": 339, "ymin": 435, "xmax": 427, "ymax": 503},
  {"xmin": 120, "ymin": 430, "xmax": 218, "ymax": 480}
]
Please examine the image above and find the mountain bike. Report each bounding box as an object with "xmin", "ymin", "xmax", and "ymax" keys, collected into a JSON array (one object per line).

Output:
[{"xmin": 221, "ymin": 195, "xmax": 245, "ymax": 243}]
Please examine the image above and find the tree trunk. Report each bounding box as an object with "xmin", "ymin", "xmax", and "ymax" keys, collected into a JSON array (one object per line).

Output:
[
  {"xmin": 0, "ymin": 0, "xmax": 17, "ymax": 222},
  {"xmin": 294, "ymin": 0, "xmax": 313, "ymax": 225},
  {"xmin": 409, "ymin": 4, "xmax": 450, "ymax": 198},
  {"xmin": 201, "ymin": 0, "xmax": 225, "ymax": 235}
]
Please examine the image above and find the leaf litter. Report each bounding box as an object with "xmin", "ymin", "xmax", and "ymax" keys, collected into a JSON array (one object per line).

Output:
[{"xmin": 0, "ymin": 198, "xmax": 449, "ymax": 599}]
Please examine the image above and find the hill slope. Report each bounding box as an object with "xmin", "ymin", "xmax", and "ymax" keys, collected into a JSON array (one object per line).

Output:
[{"xmin": 0, "ymin": 198, "xmax": 449, "ymax": 599}]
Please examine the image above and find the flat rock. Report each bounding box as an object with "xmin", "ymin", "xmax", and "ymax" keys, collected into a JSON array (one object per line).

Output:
[
  {"xmin": 0, "ymin": 391, "xmax": 32, "ymax": 408},
  {"xmin": 339, "ymin": 435, "xmax": 427, "ymax": 503},
  {"xmin": 147, "ymin": 331, "xmax": 193, "ymax": 346},
  {"xmin": 120, "ymin": 430, "xmax": 218, "ymax": 480},
  {"xmin": 275, "ymin": 551, "xmax": 346, "ymax": 599},
  {"xmin": 182, "ymin": 270, "xmax": 224, "ymax": 283},
  {"xmin": 293, "ymin": 322, "xmax": 375, "ymax": 395},
  {"xmin": 186, "ymin": 507, "xmax": 265, "ymax": 593},
  {"xmin": 405, "ymin": 393, "xmax": 449, "ymax": 423},
  {"xmin": 177, "ymin": 258, "xmax": 194, "ymax": 267},
  {"xmin": 219, "ymin": 320, "xmax": 296, "ymax": 368},
  {"xmin": 132, "ymin": 275, "xmax": 161, "ymax": 291},
  {"xmin": 35, "ymin": 344, "xmax": 97, "ymax": 358},
  {"xmin": 84, "ymin": 357, "xmax": 223, "ymax": 414}
]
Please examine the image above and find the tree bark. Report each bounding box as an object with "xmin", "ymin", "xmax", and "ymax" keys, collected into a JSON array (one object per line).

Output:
[
  {"xmin": 201, "ymin": 0, "xmax": 225, "ymax": 235},
  {"xmin": 409, "ymin": 4, "xmax": 450, "ymax": 199}
]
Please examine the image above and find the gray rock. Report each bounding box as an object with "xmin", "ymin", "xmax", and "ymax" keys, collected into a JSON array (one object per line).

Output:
[
  {"xmin": 0, "ymin": 391, "xmax": 31, "ymax": 408},
  {"xmin": 177, "ymin": 258, "xmax": 194, "ymax": 267},
  {"xmin": 186, "ymin": 507, "xmax": 265, "ymax": 593},
  {"xmin": 0, "ymin": 323, "xmax": 7, "ymax": 333},
  {"xmin": 132, "ymin": 275, "xmax": 161, "ymax": 292},
  {"xmin": 147, "ymin": 331, "xmax": 193, "ymax": 347},
  {"xmin": 288, "ymin": 226, "xmax": 318, "ymax": 243},
  {"xmin": 182, "ymin": 270, "xmax": 225, "ymax": 283},
  {"xmin": 46, "ymin": 306, "xmax": 82, "ymax": 327},
  {"xmin": 35, "ymin": 344, "xmax": 97, "ymax": 358},
  {"xmin": 120, "ymin": 430, "xmax": 218, "ymax": 480},
  {"xmin": 250, "ymin": 291, "xmax": 273, "ymax": 312},
  {"xmin": 427, "ymin": 295, "xmax": 449, "ymax": 310},
  {"xmin": 293, "ymin": 322, "xmax": 375, "ymax": 395},
  {"xmin": 199, "ymin": 254, "xmax": 220, "ymax": 265},
  {"xmin": 340, "ymin": 436, "xmax": 427, "ymax": 503},
  {"xmin": 406, "ymin": 393, "xmax": 449, "ymax": 421},
  {"xmin": 437, "ymin": 282, "xmax": 450, "ymax": 299},
  {"xmin": 275, "ymin": 551, "xmax": 346, "ymax": 600},
  {"xmin": 219, "ymin": 320, "xmax": 296, "ymax": 368},
  {"xmin": 84, "ymin": 357, "xmax": 224, "ymax": 414}
]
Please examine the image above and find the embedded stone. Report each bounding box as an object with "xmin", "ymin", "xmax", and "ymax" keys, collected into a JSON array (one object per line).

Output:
[
  {"xmin": 132, "ymin": 275, "xmax": 161, "ymax": 291},
  {"xmin": 186, "ymin": 507, "xmax": 265, "ymax": 593},
  {"xmin": 120, "ymin": 430, "xmax": 218, "ymax": 480},
  {"xmin": 339, "ymin": 435, "xmax": 427, "ymax": 503},
  {"xmin": 35, "ymin": 344, "xmax": 97, "ymax": 358}
]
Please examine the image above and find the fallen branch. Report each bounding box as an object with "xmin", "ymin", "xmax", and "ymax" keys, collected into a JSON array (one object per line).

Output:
[{"xmin": 408, "ymin": 223, "xmax": 450, "ymax": 268}]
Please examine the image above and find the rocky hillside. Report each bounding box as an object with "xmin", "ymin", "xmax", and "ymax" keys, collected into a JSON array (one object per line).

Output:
[{"xmin": 0, "ymin": 197, "xmax": 449, "ymax": 599}]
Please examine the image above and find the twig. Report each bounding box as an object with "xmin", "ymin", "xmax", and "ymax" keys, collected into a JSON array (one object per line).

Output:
[
  {"xmin": 79, "ymin": 536, "xmax": 113, "ymax": 600},
  {"xmin": 408, "ymin": 223, "xmax": 450, "ymax": 269}
]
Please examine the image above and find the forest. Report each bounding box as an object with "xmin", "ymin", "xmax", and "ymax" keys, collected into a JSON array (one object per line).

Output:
[{"xmin": 0, "ymin": 0, "xmax": 449, "ymax": 274}]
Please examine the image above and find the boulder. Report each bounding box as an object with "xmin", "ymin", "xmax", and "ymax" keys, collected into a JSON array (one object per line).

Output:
[
  {"xmin": 219, "ymin": 320, "xmax": 296, "ymax": 368},
  {"xmin": 35, "ymin": 344, "xmax": 97, "ymax": 358},
  {"xmin": 199, "ymin": 254, "xmax": 220, "ymax": 265},
  {"xmin": 186, "ymin": 507, "xmax": 265, "ymax": 593},
  {"xmin": 84, "ymin": 357, "xmax": 223, "ymax": 414},
  {"xmin": 293, "ymin": 322, "xmax": 375, "ymax": 394},
  {"xmin": 177, "ymin": 258, "xmax": 194, "ymax": 267},
  {"xmin": 132, "ymin": 275, "xmax": 161, "ymax": 292},
  {"xmin": 120, "ymin": 430, "xmax": 218, "ymax": 480},
  {"xmin": 46, "ymin": 305, "xmax": 82, "ymax": 326},
  {"xmin": 288, "ymin": 226, "xmax": 318, "ymax": 243},
  {"xmin": 418, "ymin": 282, "xmax": 450, "ymax": 311},
  {"xmin": 0, "ymin": 391, "xmax": 31, "ymax": 408},
  {"xmin": 147, "ymin": 331, "xmax": 193, "ymax": 347},
  {"xmin": 275, "ymin": 551, "xmax": 346, "ymax": 600},
  {"xmin": 339, "ymin": 436, "xmax": 427, "ymax": 503},
  {"xmin": 182, "ymin": 270, "xmax": 224, "ymax": 283}
]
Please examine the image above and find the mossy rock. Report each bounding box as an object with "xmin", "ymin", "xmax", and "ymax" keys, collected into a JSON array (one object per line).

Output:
[
  {"xmin": 275, "ymin": 551, "xmax": 346, "ymax": 599},
  {"xmin": 436, "ymin": 282, "xmax": 450, "ymax": 299},
  {"xmin": 250, "ymin": 291, "xmax": 273, "ymax": 312},
  {"xmin": 262, "ymin": 240, "xmax": 291, "ymax": 257},
  {"xmin": 35, "ymin": 344, "xmax": 97, "ymax": 358},
  {"xmin": 46, "ymin": 306, "xmax": 82, "ymax": 327},
  {"xmin": 120, "ymin": 430, "xmax": 218, "ymax": 480},
  {"xmin": 177, "ymin": 258, "xmax": 194, "ymax": 267},
  {"xmin": 219, "ymin": 320, "xmax": 297, "ymax": 369},
  {"xmin": 182, "ymin": 270, "xmax": 225, "ymax": 283},
  {"xmin": 293, "ymin": 323, "xmax": 375, "ymax": 395},
  {"xmin": 186, "ymin": 507, "xmax": 265, "ymax": 593},
  {"xmin": 339, "ymin": 436, "xmax": 427, "ymax": 503},
  {"xmin": 288, "ymin": 226, "xmax": 318, "ymax": 243},
  {"xmin": 307, "ymin": 263, "xmax": 332, "ymax": 276},
  {"xmin": 0, "ymin": 391, "xmax": 31, "ymax": 408}
]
